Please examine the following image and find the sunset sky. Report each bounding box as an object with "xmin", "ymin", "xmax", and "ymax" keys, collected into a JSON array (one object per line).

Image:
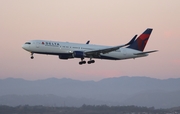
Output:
[{"xmin": 0, "ymin": 0, "xmax": 180, "ymax": 81}]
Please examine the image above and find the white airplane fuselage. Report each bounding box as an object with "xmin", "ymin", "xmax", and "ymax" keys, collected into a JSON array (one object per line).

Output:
[{"xmin": 22, "ymin": 40, "xmax": 147, "ymax": 61}]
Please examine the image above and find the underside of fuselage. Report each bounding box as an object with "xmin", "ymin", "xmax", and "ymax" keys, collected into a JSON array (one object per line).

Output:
[{"xmin": 31, "ymin": 51, "xmax": 119, "ymax": 60}]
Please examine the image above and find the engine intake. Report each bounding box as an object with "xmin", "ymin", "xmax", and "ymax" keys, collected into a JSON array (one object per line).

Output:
[{"xmin": 73, "ymin": 51, "xmax": 85, "ymax": 58}]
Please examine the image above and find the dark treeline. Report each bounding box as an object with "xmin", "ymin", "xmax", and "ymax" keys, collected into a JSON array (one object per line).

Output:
[{"xmin": 0, "ymin": 105, "xmax": 180, "ymax": 114}]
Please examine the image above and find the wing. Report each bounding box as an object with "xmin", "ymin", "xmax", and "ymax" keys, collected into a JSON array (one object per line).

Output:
[
  {"xmin": 85, "ymin": 35, "xmax": 137, "ymax": 56},
  {"xmin": 85, "ymin": 45, "xmax": 125, "ymax": 56}
]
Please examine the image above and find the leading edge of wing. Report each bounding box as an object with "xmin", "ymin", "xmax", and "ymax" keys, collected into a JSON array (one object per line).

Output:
[{"xmin": 85, "ymin": 35, "xmax": 137, "ymax": 56}]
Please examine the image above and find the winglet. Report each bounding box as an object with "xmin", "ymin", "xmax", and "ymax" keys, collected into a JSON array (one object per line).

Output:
[
  {"xmin": 126, "ymin": 34, "xmax": 137, "ymax": 46},
  {"xmin": 86, "ymin": 40, "xmax": 90, "ymax": 44}
]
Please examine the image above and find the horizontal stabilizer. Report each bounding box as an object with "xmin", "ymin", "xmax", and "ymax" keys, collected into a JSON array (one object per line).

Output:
[{"xmin": 134, "ymin": 50, "xmax": 158, "ymax": 55}]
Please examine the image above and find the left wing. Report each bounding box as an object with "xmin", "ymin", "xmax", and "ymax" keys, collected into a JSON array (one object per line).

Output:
[{"xmin": 85, "ymin": 35, "xmax": 137, "ymax": 56}]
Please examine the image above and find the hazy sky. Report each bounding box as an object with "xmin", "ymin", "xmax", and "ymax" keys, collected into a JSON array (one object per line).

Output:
[{"xmin": 0, "ymin": 0, "xmax": 180, "ymax": 81}]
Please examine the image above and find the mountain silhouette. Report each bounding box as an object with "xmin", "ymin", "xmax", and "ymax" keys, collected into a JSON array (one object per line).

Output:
[{"xmin": 0, "ymin": 76, "xmax": 180, "ymax": 108}]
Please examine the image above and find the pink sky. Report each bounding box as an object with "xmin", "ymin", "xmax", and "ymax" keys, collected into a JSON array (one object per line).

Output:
[{"xmin": 0, "ymin": 0, "xmax": 180, "ymax": 81}]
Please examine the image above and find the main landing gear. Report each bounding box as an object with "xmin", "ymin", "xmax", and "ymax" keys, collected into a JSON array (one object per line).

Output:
[
  {"xmin": 79, "ymin": 58, "xmax": 86, "ymax": 65},
  {"xmin": 31, "ymin": 53, "xmax": 34, "ymax": 59},
  {"xmin": 79, "ymin": 58, "xmax": 95, "ymax": 65},
  {"xmin": 87, "ymin": 60, "xmax": 95, "ymax": 64},
  {"xmin": 79, "ymin": 61, "xmax": 86, "ymax": 65}
]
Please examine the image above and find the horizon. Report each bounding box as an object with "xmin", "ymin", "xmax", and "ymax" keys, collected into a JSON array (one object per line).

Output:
[{"xmin": 1, "ymin": 75, "xmax": 180, "ymax": 81}]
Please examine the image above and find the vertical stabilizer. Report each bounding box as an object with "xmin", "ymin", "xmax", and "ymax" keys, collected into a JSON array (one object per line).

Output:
[{"xmin": 127, "ymin": 28, "xmax": 153, "ymax": 51}]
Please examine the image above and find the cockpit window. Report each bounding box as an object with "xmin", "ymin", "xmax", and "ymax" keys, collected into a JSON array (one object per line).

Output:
[{"xmin": 25, "ymin": 42, "xmax": 31, "ymax": 44}]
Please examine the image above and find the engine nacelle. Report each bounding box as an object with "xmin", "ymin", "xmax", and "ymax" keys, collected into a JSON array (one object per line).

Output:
[
  {"xmin": 73, "ymin": 51, "xmax": 85, "ymax": 58},
  {"xmin": 59, "ymin": 55, "xmax": 69, "ymax": 59}
]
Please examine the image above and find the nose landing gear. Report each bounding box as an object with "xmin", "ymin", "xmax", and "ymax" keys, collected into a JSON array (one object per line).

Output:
[{"xmin": 31, "ymin": 53, "xmax": 34, "ymax": 59}]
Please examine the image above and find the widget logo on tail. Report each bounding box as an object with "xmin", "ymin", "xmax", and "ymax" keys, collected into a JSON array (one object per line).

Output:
[{"xmin": 128, "ymin": 28, "xmax": 153, "ymax": 51}]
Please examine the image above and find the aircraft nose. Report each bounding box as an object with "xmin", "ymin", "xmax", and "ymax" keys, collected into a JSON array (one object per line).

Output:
[
  {"xmin": 22, "ymin": 44, "xmax": 26, "ymax": 49},
  {"xmin": 22, "ymin": 44, "xmax": 29, "ymax": 50}
]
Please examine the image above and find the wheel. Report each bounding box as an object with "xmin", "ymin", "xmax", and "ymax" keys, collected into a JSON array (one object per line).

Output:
[
  {"xmin": 79, "ymin": 61, "xmax": 84, "ymax": 65},
  {"xmin": 79, "ymin": 61, "xmax": 86, "ymax": 65},
  {"xmin": 88, "ymin": 60, "xmax": 95, "ymax": 64},
  {"xmin": 87, "ymin": 61, "xmax": 91, "ymax": 64},
  {"xmin": 31, "ymin": 53, "xmax": 34, "ymax": 59},
  {"xmin": 91, "ymin": 60, "xmax": 95, "ymax": 63}
]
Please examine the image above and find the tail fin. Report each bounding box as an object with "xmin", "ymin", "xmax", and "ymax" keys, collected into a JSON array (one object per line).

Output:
[{"xmin": 127, "ymin": 28, "xmax": 153, "ymax": 51}]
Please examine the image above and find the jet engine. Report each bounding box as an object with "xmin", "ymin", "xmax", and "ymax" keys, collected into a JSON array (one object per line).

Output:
[{"xmin": 73, "ymin": 51, "xmax": 85, "ymax": 58}]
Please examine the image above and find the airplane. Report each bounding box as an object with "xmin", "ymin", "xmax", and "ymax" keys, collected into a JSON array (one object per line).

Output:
[{"xmin": 22, "ymin": 28, "xmax": 157, "ymax": 65}]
